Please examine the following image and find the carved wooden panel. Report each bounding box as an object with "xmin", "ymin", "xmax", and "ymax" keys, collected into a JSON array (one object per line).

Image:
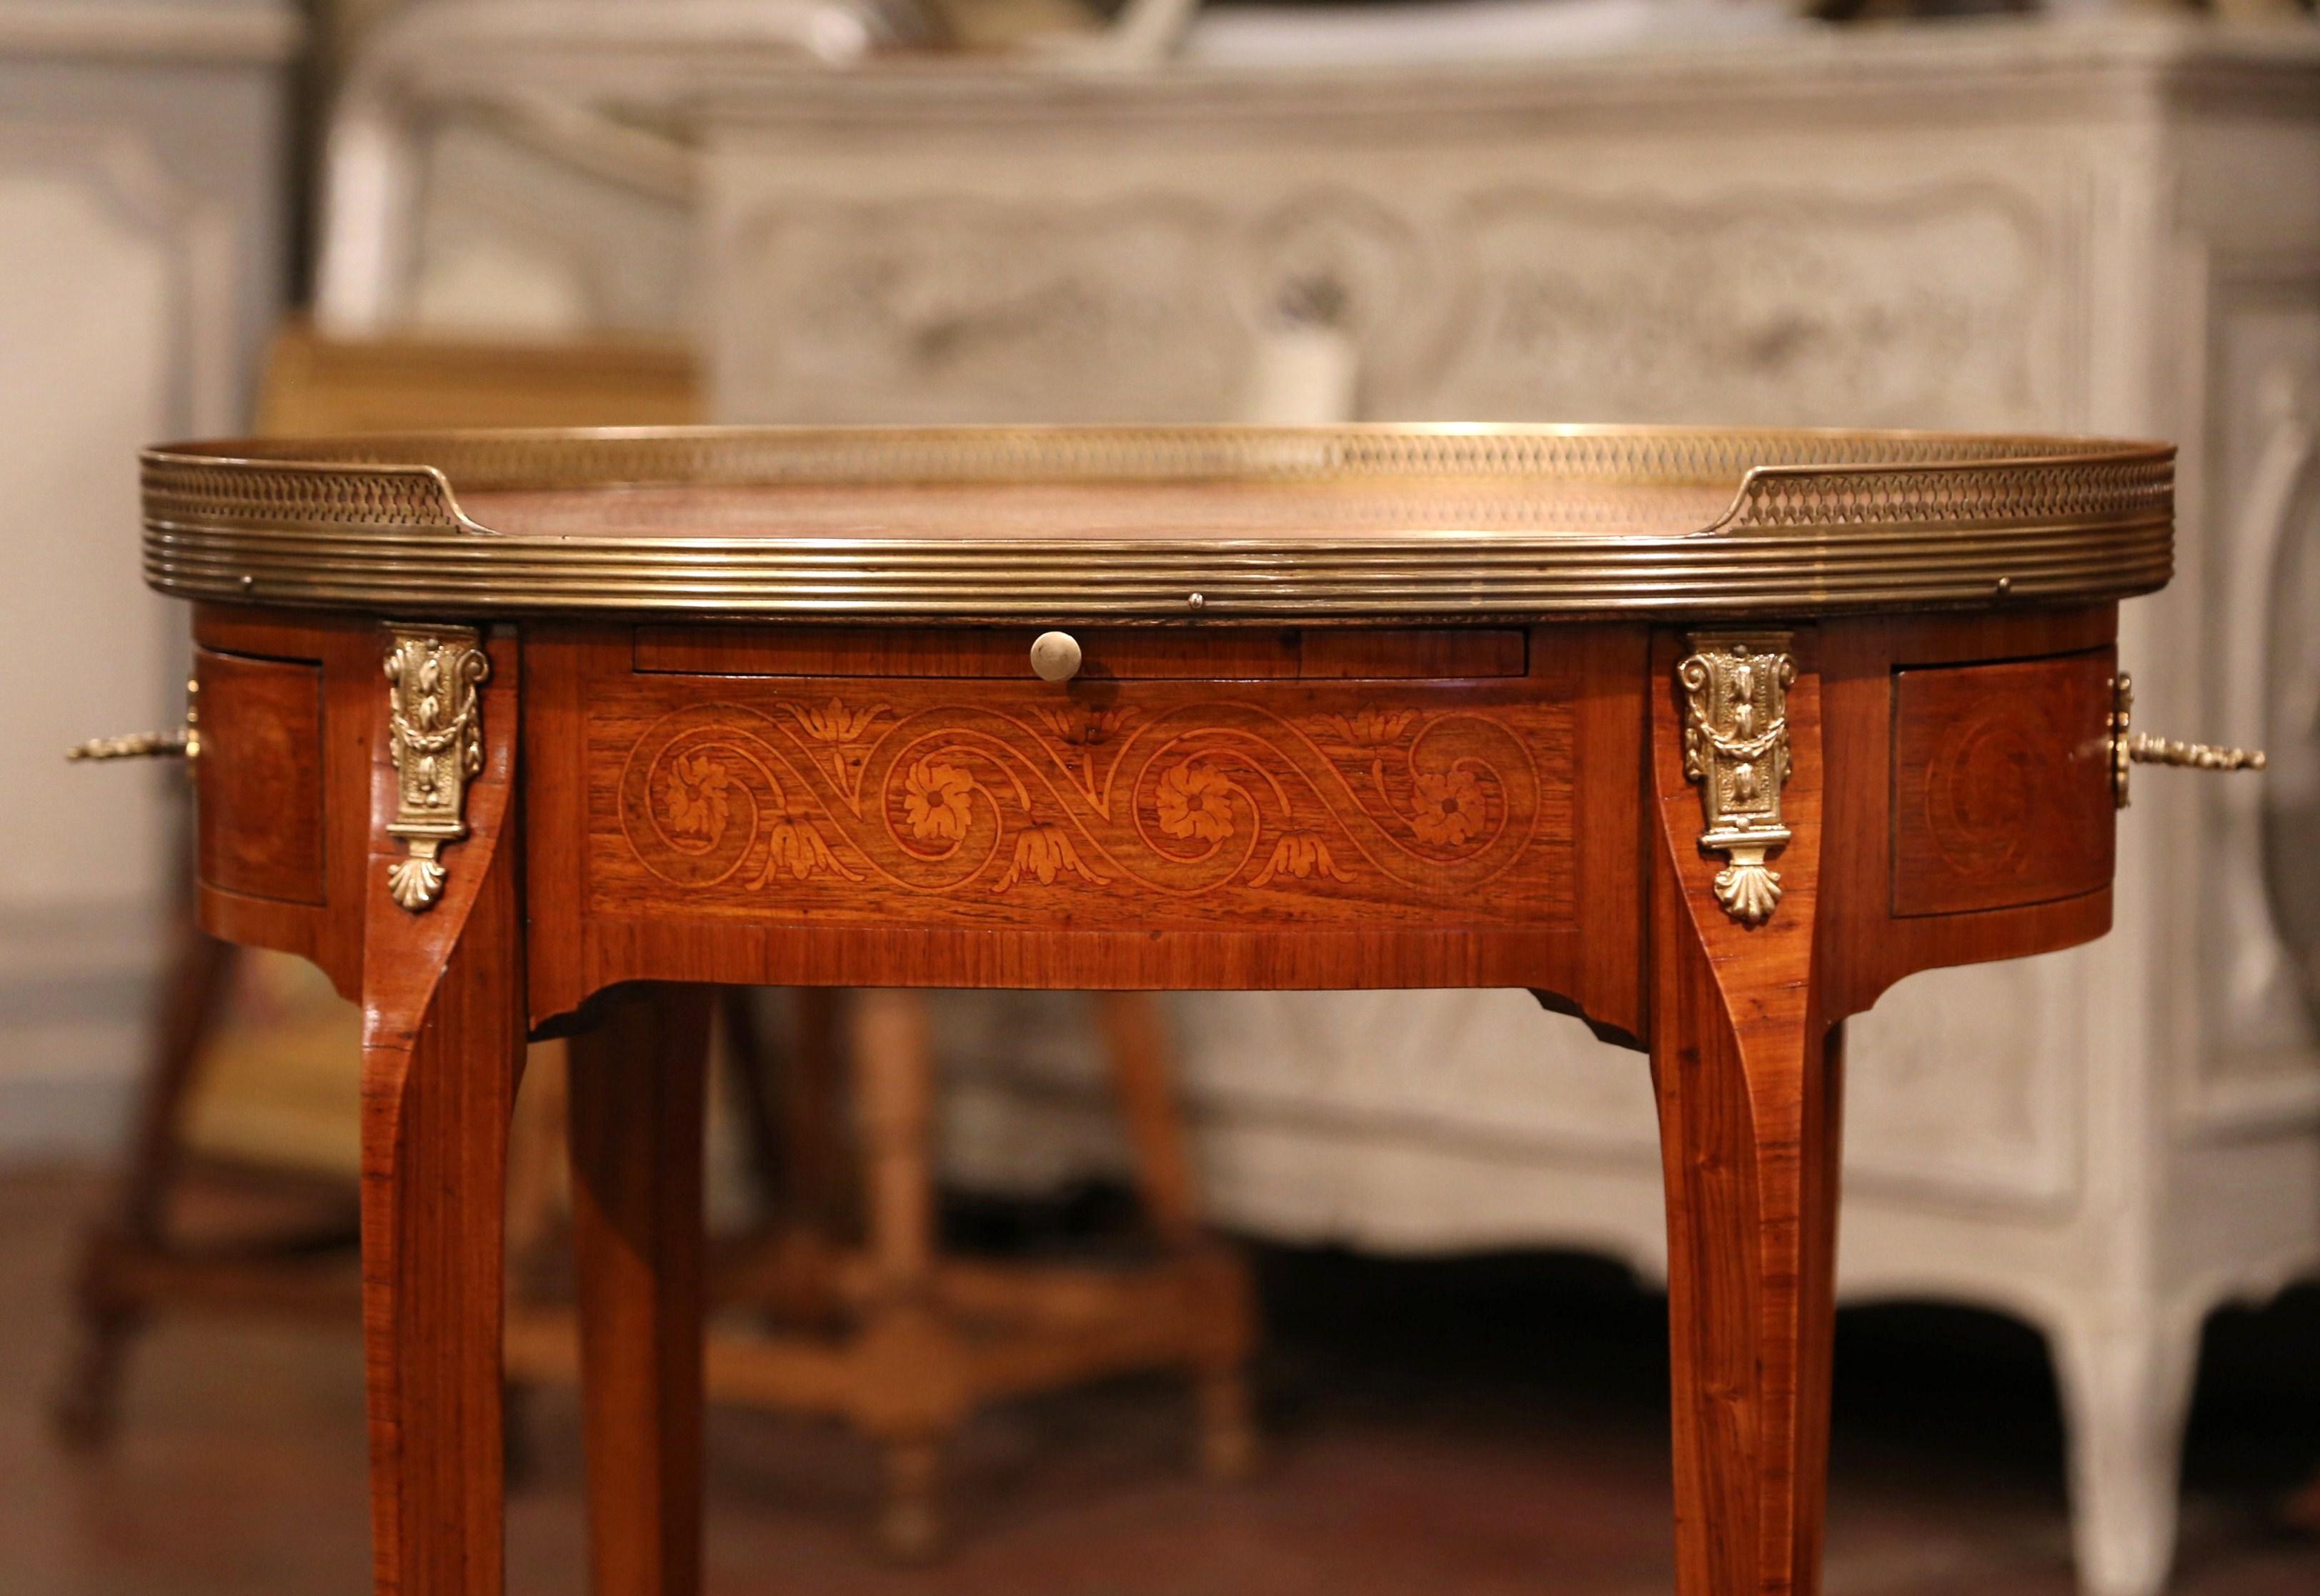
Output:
[
  {"xmin": 722, "ymin": 196, "xmax": 1245, "ymax": 424},
  {"xmin": 194, "ymin": 645, "xmax": 325, "ymax": 907},
  {"xmin": 1430, "ymin": 184, "xmax": 2054, "ymax": 428},
  {"xmin": 589, "ymin": 672, "xmax": 1575, "ymax": 933},
  {"xmin": 1890, "ymin": 649, "xmax": 2114, "ymax": 918}
]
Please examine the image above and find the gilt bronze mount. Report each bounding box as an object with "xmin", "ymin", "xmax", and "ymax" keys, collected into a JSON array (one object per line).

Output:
[
  {"xmin": 1678, "ymin": 633, "xmax": 1796, "ymax": 925},
  {"xmin": 383, "ymin": 624, "xmax": 489, "ymax": 911}
]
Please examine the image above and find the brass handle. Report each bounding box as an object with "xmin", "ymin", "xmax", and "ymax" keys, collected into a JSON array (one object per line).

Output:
[
  {"xmin": 67, "ymin": 730, "xmax": 194, "ymax": 762},
  {"xmin": 2110, "ymin": 673, "xmax": 2264, "ymax": 809},
  {"xmin": 1029, "ymin": 630, "xmax": 1083, "ymax": 683},
  {"xmin": 66, "ymin": 678, "xmax": 200, "ymax": 764}
]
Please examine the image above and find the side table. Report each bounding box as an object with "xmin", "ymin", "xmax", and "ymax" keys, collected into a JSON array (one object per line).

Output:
[{"xmin": 109, "ymin": 424, "xmax": 2261, "ymax": 1596}]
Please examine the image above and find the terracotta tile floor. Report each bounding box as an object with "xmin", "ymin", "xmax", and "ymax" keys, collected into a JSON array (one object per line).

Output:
[{"xmin": 5, "ymin": 1166, "xmax": 2317, "ymax": 1595}]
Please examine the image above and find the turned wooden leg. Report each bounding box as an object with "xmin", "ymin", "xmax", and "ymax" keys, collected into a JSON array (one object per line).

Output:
[
  {"xmin": 1650, "ymin": 632, "xmax": 1838, "ymax": 1596},
  {"xmin": 569, "ymin": 984, "xmax": 712, "ymax": 1596},
  {"xmin": 55, "ymin": 907, "xmax": 234, "ymax": 1446},
  {"xmin": 359, "ymin": 628, "xmax": 522, "ymax": 1596},
  {"xmin": 849, "ymin": 989, "xmax": 957, "ymax": 1560},
  {"xmin": 1092, "ymin": 991, "xmax": 1259, "ymax": 1480},
  {"xmin": 1093, "ymin": 991, "xmax": 1200, "ymax": 1246},
  {"xmin": 785, "ymin": 987, "xmax": 846, "ymax": 1228}
]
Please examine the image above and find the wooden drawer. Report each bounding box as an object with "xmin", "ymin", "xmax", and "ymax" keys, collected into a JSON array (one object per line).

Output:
[
  {"xmin": 1890, "ymin": 648, "xmax": 2116, "ymax": 918},
  {"xmin": 194, "ymin": 644, "xmax": 327, "ymax": 906},
  {"xmin": 588, "ymin": 626, "xmax": 1578, "ymax": 935},
  {"xmin": 634, "ymin": 625, "xmax": 1527, "ymax": 682}
]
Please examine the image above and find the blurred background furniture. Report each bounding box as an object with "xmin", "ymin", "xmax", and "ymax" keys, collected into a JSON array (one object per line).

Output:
[
  {"xmin": 54, "ymin": 320, "xmax": 704, "ymax": 1445},
  {"xmin": 284, "ymin": 11, "xmax": 2320, "ymax": 1590},
  {"xmin": 0, "ymin": 0, "xmax": 295, "ymax": 1163},
  {"xmin": 504, "ymin": 989, "xmax": 1256, "ymax": 1559},
  {"xmin": 61, "ymin": 321, "xmax": 1254, "ymax": 1556},
  {"xmin": 19, "ymin": 1, "xmax": 2319, "ymax": 1592},
  {"xmin": 682, "ymin": 24, "xmax": 2320, "ymax": 1596}
]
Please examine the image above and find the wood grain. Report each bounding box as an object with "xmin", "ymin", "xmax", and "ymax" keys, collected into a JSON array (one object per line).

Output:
[
  {"xmin": 1817, "ymin": 607, "xmax": 2117, "ymax": 1022},
  {"xmin": 166, "ymin": 594, "xmax": 2146, "ymax": 1596},
  {"xmin": 356, "ymin": 624, "xmax": 523, "ymax": 1596},
  {"xmin": 568, "ymin": 984, "xmax": 712, "ymax": 1596},
  {"xmin": 526, "ymin": 623, "xmax": 1641, "ymax": 1017},
  {"xmin": 1890, "ymin": 649, "xmax": 2114, "ymax": 917},
  {"xmin": 194, "ymin": 647, "xmax": 325, "ymax": 904},
  {"xmin": 634, "ymin": 624, "xmax": 1525, "ymax": 682},
  {"xmin": 1649, "ymin": 625, "xmax": 1836, "ymax": 1596},
  {"xmin": 191, "ymin": 604, "xmax": 394, "ymax": 999}
]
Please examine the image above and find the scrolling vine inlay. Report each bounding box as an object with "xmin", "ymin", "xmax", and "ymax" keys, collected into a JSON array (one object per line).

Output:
[{"xmin": 597, "ymin": 684, "xmax": 1573, "ymax": 930}]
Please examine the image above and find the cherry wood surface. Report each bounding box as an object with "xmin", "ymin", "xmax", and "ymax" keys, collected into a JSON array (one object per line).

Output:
[
  {"xmin": 179, "ymin": 598, "xmax": 2130, "ymax": 1596},
  {"xmin": 568, "ymin": 983, "xmax": 712, "ymax": 1596},
  {"xmin": 1889, "ymin": 649, "xmax": 2116, "ymax": 918},
  {"xmin": 193, "ymin": 647, "xmax": 327, "ymax": 905},
  {"xmin": 632, "ymin": 624, "xmax": 1530, "ymax": 682},
  {"xmin": 354, "ymin": 623, "xmax": 523, "ymax": 1596}
]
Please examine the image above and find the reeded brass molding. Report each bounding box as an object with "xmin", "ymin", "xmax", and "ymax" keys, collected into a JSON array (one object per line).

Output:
[
  {"xmin": 2109, "ymin": 672, "xmax": 2266, "ymax": 810},
  {"xmin": 1678, "ymin": 632, "xmax": 1796, "ymax": 927},
  {"xmin": 383, "ymin": 625, "xmax": 489, "ymax": 912},
  {"xmin": 138, "ymin": 426, "xmax": 2174, "ymax": 621}
]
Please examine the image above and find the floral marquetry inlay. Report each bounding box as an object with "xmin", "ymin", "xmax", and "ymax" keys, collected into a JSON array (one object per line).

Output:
[{"xmin": 597, "ymin": 683, "xmax": 1575, "ymax": 929}]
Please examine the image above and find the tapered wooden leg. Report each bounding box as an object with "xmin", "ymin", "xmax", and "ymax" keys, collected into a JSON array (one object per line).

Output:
[
  {"xmin": 359, "ymin": 627, "xmax": 522, "ymax": 1596},
  {"xmin": 569, "ymin": 983, "xmax": 712, "ymax": 1596},
  {"xmin": 1649, "ymin": 631, "xmax": 1838, "ymax": 1596}
]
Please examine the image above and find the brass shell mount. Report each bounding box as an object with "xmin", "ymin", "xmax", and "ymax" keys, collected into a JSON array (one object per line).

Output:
[
  {"xmin": 66, "ymin": 677, "xmax": 200, "ymax": 764},
  {"xmin": 1678, "ymin": 632, "xmax": 1796, "ymax": 927},
  {"xmin": 2109, "ymin": 672, "xmax": 2266, "ymax": 810},
  {"xmin": 384, "ymin": 625, "xmax": 489, "ymax": 912}
]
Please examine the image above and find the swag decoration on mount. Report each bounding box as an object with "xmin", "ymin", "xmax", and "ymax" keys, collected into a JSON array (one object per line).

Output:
[
  {"xmin": 384, "ymin": 625, "xmax": 490, "ymax": 911},
  {"xmin": 1678, "ymin": 632, "xmax": 1796, "ymax": 925}
]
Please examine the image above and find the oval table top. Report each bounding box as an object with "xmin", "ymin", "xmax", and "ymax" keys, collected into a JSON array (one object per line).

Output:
[{"xmin": 141, "ymin": 424, "xmax": 2173, "ymax": 620}]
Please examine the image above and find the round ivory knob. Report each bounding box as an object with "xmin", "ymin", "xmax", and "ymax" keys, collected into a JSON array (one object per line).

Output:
[{"xmin": 1029, "ymin": 630, "xmax": 1082, "ymax": 682}]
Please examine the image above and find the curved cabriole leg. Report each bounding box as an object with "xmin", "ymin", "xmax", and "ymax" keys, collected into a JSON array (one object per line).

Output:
[
  {"xmin": 359, "ymin": 627, "xmax": 522, "ymax": 1596},
  {"xmin": 2051, "ymin": 1311, "xmax": 2201, "ymax": 1596},
  {"xmin": 568, "ymin": 983, "xmax": 712, "ymax": 1596},
  {"xmin": 1650, "ymin": 630, "xmax": 1840, "ymax": 1596}
]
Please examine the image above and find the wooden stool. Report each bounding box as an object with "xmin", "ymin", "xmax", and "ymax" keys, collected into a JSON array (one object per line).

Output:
[{"xmin": 511, "ymin": 987, "xmax": 1258, "ymax": 1559}]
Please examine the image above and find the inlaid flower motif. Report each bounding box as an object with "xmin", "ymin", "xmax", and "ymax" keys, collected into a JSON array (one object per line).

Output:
[
  {"xmin": 1250, "ymin": 832, "xmax": 1350, "ymax": 887},
  {"xmin": 902, "ymin": 759, "xmax": 976, "ymax": 842},
  {"xmin": 1409, "ymin": 767, "xmax": 1487, "ymax": 846},
  {"xmin": 1153, "ymin": 760, "xmax": 1235, "ymax": 842},
  {"xmin": 755, "ymin": 817, "xmax": 856, "ymax": 884},
  {"xmin": 791, "ymin": 699, "xmax": 886, "ymax": 744},
  {"xmin": 1035, "ymin": 705, "xmax": 1130, "ymax": 748},
  {"xmin": 1311, "ymin": 708, "xmax": 1415, "ymax": 750},
  {"xmin": 664, "ymin": 752, "xmax": 730, "ymax": 843},
  {"xmin": 995, "ymin": 824, "xmax": 1110, "ymax": 890}
]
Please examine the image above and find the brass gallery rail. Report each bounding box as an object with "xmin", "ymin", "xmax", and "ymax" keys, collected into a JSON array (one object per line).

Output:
[{"xmin": 84, "ymin": 424, "xmax": 2264, "ymax": 1596}]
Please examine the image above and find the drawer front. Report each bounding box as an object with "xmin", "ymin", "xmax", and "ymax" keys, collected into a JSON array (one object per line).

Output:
[
  {"xmin": 1890, "ymin": 648, "xmax": 2115, "ymax": 918},
  {"xmin": 194, "ymin": 645, "xmax": 327, "ymax": 906},
  {"xmin": 634, "ymin": 625, "xmax": 1527, "ymax": 681},
  {"xmin": 589, "ymin": 632, "xmax": 1578, "ymax": 935}
]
